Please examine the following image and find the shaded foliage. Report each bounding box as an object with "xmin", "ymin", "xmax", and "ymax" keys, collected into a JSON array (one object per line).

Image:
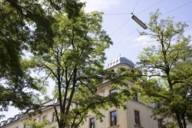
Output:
[
  {"xmin": 24, "ymin": 117, "xmax": 54, "ymax": 128},
  {"xmin": 0, "ymin": 0, "xmax": 84, "ymax": 117}
]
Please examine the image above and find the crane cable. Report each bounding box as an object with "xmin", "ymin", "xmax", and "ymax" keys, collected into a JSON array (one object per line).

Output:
[
  {"xmin": 107, "ymin": 0, "xmax": 192, "ymax": 38},
  {"xmin": 164, "ymin": 0, "xmax": 192, "ymax": 15},
  {"xmin": 109, "ymin": 0, "xmax": 166, "ymax": 37},
  {"xmin": 132, "ymin": 0, "xmax": 192, "ymax": 29},
  {"xmin": 132, "ymin": 0, "xmax": 142, "ymax": 13},
  {"xmin": 137, "ymin": 0, "xmax": 164, "ymax": 14}
]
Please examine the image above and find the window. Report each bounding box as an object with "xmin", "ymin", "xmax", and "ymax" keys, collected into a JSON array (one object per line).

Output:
[
  {"xmin": 110, "ymin": 110, "xmax": 117, "ymax": 126},
  {"xmin": 134, "ymin": 110, "xmax": 141, "ymax": 126},
  {"xmin": 89, "ymin": 118, "xmax": 95, "ymax": 128},
  {"xmin": 158, "ymin": 119, "xmax": 163, "ymax": 128}
]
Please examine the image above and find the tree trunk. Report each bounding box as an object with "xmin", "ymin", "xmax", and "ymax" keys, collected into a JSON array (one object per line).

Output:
[
  {"xmin": 182, "ymin": 113, "xmax": 187, "ymax": 128},
  {"xmin": 58, "ymin": 121, "xmax": 66, "ymax": 128},
  {"xmin": 175, "ymin": 113, "xmax": 187, "ymax": 128}
]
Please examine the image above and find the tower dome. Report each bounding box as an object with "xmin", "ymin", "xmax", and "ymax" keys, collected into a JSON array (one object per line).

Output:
[{"xmin": 107, "ymin": 57, "xmax": 134, "ymax": 69}]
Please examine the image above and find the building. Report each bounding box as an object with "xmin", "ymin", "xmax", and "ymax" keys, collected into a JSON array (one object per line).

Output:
[{"xmin": 0, "ymin": 57, "xmax": 187, "ymax": 128}]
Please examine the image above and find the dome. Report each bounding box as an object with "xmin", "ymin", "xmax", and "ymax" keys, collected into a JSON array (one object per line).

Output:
[{"xmin": 107, "ymin": 57, "xmax": 134, "ymax": 68}]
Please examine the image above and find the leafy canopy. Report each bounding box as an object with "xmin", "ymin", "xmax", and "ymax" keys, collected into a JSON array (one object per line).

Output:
[
  {"xmin": 0, "ymin": 0, "xmax": 84, "ymax": 118},
  {"xmin": 138, "ymin": 10, "xmax": 192, "ymax": 128}
]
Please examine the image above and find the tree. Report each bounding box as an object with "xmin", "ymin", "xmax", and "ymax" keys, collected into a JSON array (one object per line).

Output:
[
  {"xmin": 24, "ymin": 118, "xmax": 52, "ymax": 128},
  {"xmin": 0, "ymin": 0, "xmax": 83, "ymax": 117},
  {"xmin": 138, "ymin": 11, "xmax": 192, "ymax": 128},
  {"xmin": 29, "ymin": 9, "xmax": 132, "ymax": 128},
  {"xmin": 0, "ymin": 0, "xmax": 54, "ymax": 116}
]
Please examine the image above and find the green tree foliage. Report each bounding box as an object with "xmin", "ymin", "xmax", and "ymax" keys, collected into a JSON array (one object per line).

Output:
[
  {"xmin": 138, "ymin": 11, "xmax": 192, "ymax": 128},
  {"xmin": 29, "ymin": 9, "xmax": 132, "ymax": 127},
  {"xmin": 0, "ymin": 0, "xmax": 84, "ymax": 118},
  {"xmin": 24, "ymin": 118, "xmax": 54, "ymax": 128},
  {"xmin": 0, "ymin": 0, "xmax": 54, "ymax": 115},
  {"xmin": 48, "ymin": 0, "xmax": 84, "ymax": 19}
]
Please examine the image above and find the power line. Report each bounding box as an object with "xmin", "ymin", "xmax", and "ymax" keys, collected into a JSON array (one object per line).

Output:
[
  {"xmin": 105, "ymin": 0, "xmax": 165, "ymax": 37},
  {"xmin": 103, "ymin": 0, "xmax": 192, "ymax": 16},
  {"xmin": 137, "ymin": 0, "xmax": 164, "ymax": 14},
  {"xmin": 103, "ymin": 0, "xmax": 165, "ymax": 16},
  {"xmin": 163, "ymin": 0, "xmax": 192, "ymax": 15},
  {"xmin": 105, "ymin": 1, "xmax": 192, "ymax": 61},
  {"xmin": 132, "ymin": 0, "xmax": 142, "ymax": 13},
  {"xmin": 104, "ymin": 0, "xmax": 192, "ymax": 45},
  {"xmin": 105, "ymin": 0, "xmax": 192, "ymax": 31},
  {"xmin": 103, "ymin": 12, "xmax": 130, "ymax": 15},
  {"xmin": 110, "ymin": 20, "xmax": 131, "ymax": 36}
]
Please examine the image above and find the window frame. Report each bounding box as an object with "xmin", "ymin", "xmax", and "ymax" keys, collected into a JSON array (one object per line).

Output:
[
  {"xmin": 134, "ymin": 110, "xmax": 141, "ymax": 126},
  {"xmin": 110, "ymin": 110, "xmax": 117, "ymax": 126},
  {"xmin": 89, "ymin": 117, "xmax": 95, "ymax": 128},
  {"xmin": 158, "ymin": 119, "xmax": 163, "ymax": 128}
]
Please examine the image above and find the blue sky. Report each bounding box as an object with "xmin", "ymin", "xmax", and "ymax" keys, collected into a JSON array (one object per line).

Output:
[
  {"xmin": 83, "ymin": 0, "xmax": 192, "ymax": 65},
  {"xmin": 2, "ymin": 0, "xmax": 192, "ymax": 120}
]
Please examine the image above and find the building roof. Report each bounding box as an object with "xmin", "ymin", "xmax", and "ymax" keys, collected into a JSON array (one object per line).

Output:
[
  {"xmin": 0, "ymin": 99, "xmax": 56, "ymax": 127},
  {"xmin": 107, "ymin": 57, "xmax": 134, "ymax": 69}
]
